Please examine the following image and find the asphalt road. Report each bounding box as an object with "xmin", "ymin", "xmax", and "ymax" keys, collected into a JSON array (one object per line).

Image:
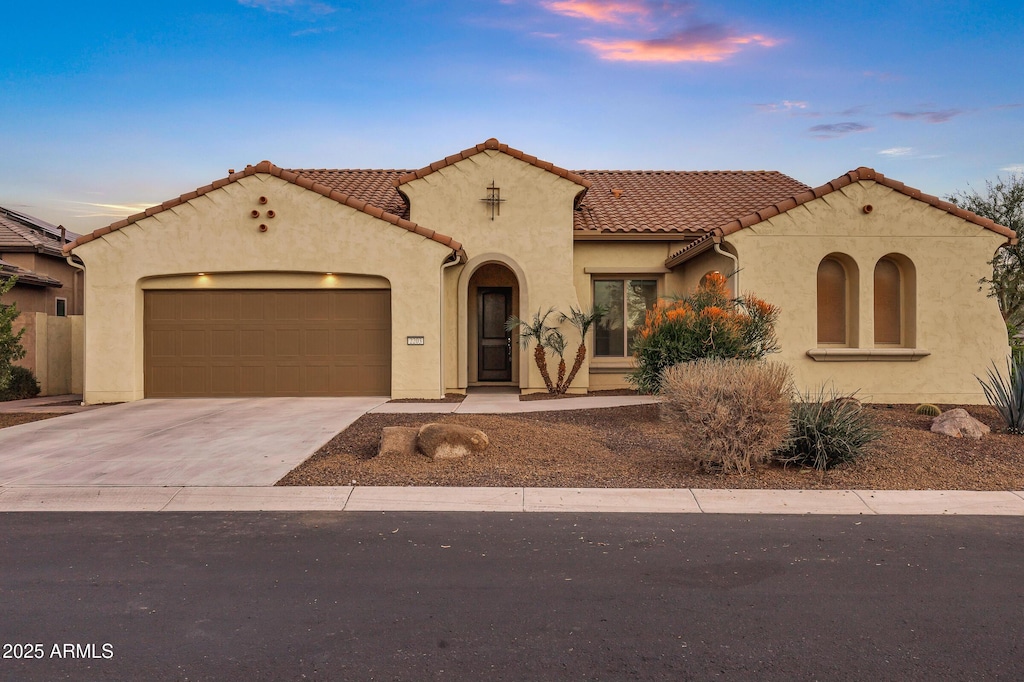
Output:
[{"xmin": 1, "ymin": 512, "xmax": 1022, "ymax": 681}]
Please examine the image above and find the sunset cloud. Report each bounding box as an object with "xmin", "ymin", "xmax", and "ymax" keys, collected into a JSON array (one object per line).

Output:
[
  {"xmin": 889, "ymin": 109, "xmax": 963, "ymax": 124},
  {"xmin": 755, "ymin": 100, "xmax": 808, "ymax": 113},
  {"xmin": 538, "ymin": 0, "xmax": 777, "ymax": 64},
  {"xmin": 541, "ymin": 0, "xmax": 657, "ymax": 25},
  {"xmin": 583, "ymin": 28, "xmax": 776, "ymax": 63},
  {"xmin": 237, "ymin": 0, "xmax": 336, "ymax": 18},
  {"xmin": 879, "ymin": 147, "xmax": 913, "ymax": 157},
  {"xmin": 808, "ymin": 122, "xmax": 872, "ymax": 139}
]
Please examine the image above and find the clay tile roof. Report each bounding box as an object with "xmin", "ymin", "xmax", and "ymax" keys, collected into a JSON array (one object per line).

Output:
[
  {"xmin": 396, "ymin": 138, "xmax": 592, "ymax": 189},
  {"xmin": 64, "ymin": 163, "xmax": 465, "ymax": 259},
  {"xmin": 573, "ymin": 170, "xmax": 811, "ymax": 235},
  {"xmin": 714, "ymin": 167, "xmax": 1018, "ymax": 241},
  {"xmin": 666, "ymin": 166, "xmax": 1018, "ymax": 267},
  {"xmin": 0, "ymin": 206, "xmax": 79, "ymax": 257},
  {"xmin": 0, "ymin": 257, "xmax": 63, "ymax": 288}
]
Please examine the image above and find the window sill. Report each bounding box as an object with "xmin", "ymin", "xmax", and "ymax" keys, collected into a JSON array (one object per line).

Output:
[
  {"xmin": 806, "ymin": 348, "xmax": 930, "ymax": 362},
  {"xmin": 589, "ymin": 358, "xmax": 636, "ymax": 373}
]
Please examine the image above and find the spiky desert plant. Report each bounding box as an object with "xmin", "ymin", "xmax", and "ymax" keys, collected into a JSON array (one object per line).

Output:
[
  {"xmin": 914, "ymin": 403, "xmax": 942, "ymax": 417},
  {"xmin": 977, "ymin": 355, "xmax": 1024, "ymax": 435},
  {"xmin": 776, "ymin": 387, "xmax": 883, "ymax": 470},
  {"xmin": 506, "ymin": 308, "xmax": 557, "ymax": 392}
]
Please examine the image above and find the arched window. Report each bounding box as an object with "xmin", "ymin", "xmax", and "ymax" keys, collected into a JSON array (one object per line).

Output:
[
  {"xmin": 874, "ymin": 258, "xmax": 902, "ymax": 344},
  {"xmin": 817, "ymin": 257, "xmax": 848, "ymax": 345},
  {"xmin": 874, "ymin": 255, "xmax": 916, "ymax": 347}
]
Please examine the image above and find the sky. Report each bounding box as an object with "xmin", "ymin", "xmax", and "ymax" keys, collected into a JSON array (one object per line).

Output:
[{"xmin": 1, "ymin": 0, "xmax": 1022, "ymax": 232}]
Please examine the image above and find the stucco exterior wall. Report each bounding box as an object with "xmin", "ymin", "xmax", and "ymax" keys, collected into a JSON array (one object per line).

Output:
[
  {"xmin": 2, "ymin": 252, "xmax": 84, "ymax": 315},
  {"xmin": 72, "ymin": 174, "xmax": 454, "ymax": 403},
  {"xmin": 727, "ymin": 180, "xmax": 1011, "ymax": 404},
  {"xmin": 402, "ymin": 151, "xmax": 586, "ymax": 393}
]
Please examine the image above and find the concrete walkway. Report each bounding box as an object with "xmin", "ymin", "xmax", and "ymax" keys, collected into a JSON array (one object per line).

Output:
[{"xmin": 2, "ymin": 392, "xmax": 1022, "ymax": 514}]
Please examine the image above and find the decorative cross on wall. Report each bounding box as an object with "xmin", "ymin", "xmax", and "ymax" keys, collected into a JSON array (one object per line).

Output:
[{"xmin": 480, "ymin": 180, "xmax": 506, "ymax": 220}]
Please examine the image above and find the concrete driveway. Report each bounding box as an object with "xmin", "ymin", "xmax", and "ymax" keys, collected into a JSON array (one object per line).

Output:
[{"xmin": 0, "ymin": 397, "xmax": 386, "ymax": 487}]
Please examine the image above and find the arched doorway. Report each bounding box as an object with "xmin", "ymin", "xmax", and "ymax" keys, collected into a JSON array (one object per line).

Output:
[{"xmin": 467, "ymin": 262, "xmax": 520, "ymax": 385}]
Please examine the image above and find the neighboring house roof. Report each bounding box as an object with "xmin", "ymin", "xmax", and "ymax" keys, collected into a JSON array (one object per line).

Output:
[
  {"xmin": 0, "ymin": 257, "xmax": 63, "ymax": 288},
  {"xmin": 64, "ymin": 161, "xmax": 465, "ymax": 259},
  {"xmin": 665, "ymin": 166, "xmax": 1019, "ymax": 267},
  {"xmin": 0, "ymin": 206, "xmax": 79, "ymax": 258},
  {"xmin": 395, "ymin": 138, "xmax": 592, "ymax": 189},
  {"xmin": 573, "ymin": 170, "xmax": 811, "ymax": 236}
]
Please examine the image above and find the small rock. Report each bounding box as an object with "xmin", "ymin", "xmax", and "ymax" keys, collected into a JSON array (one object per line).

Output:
[
  {"xmin": 930, "ymin": 408, "xmax": 990, "ymax": 440},
  {"xmin": 417, "ymin": 423, "xmax": 489, "ymax": 460},
  {"xmin": 378, "ymin": 426, "xmax": 420, "ymax": 458}
]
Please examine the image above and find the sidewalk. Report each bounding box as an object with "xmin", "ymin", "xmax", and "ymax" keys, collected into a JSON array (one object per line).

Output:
[{"xmin": 1, "ymin": 486, "xmax": 1022, "ymax": 514}]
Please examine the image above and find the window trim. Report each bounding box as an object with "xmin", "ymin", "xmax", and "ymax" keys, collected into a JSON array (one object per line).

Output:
[{"xmin": 55, "ymin": 297, "xmax": 68, "ymax": 317}]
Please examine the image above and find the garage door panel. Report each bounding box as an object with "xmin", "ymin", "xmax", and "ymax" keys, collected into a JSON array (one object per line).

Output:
[
  {"xmin": 180, "ymin": 330, "xmax": 208, "ymax": 357},
  {"xmin": 145, "ymin": 289, "xmax": 390, "ymax": 397},
  {"xmin": 211, "ymin": 329, "xmax": 237, "ymax": 357},
  {"xmin": 239, "ymin": 329, "xmax": 265, "ymax": 357}
]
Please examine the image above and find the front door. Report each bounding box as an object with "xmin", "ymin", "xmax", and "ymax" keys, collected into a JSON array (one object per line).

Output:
[{"xmin": 478, "ymin": 287, "xmax": 512, "ymax": 381}]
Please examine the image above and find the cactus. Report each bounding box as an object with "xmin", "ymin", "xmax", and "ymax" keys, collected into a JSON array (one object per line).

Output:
[{"xmin": 914, "ymin": 403, "xmax": 941, "ymax": 417}]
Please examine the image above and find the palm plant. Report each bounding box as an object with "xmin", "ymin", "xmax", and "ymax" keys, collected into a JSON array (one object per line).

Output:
[
  {"xmin": 506, "ymin": 308, "xmax": 557, "ymax": 392},
  {"xmin": 558, "ymin": 306, "xmax": 605, "ymax": 394},
  {"xmin": 506, "ymin": 305, "xmax": 606, "ymax": 395}
]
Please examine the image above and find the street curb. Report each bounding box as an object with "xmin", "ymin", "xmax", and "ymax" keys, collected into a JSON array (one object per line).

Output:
[{"xmin": 2, "ymin": 486, "xmax": 1024, "ymax": 515}]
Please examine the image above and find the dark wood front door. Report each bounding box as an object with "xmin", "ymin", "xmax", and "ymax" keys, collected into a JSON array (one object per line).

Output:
[{"xmin": 478, "ymin": 287, "xmax": 512, "ymax": 381}]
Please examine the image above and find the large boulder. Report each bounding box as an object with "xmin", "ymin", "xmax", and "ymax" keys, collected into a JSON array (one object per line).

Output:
[
  {"xmin": 417, "ymin": 423, "xmax": 489, "ymax": 460},
  {"xmin": 378, "ymin": 426, "xmax": 420, "ymax": 458},
  {"xmin": 930, "ymin": 408, "xmax": 990, "ymax": 440}
]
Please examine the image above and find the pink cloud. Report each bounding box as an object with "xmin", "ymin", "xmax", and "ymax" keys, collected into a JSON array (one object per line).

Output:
[
  {"xmin": 541, "ymin": 0, "xmax": 664, "ymax": 25},
  {"xmin": 582, "ymin": 27, "xmax": 777, "ymax": 63}
]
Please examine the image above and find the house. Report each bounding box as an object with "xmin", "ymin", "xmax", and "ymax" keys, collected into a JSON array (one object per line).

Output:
[
  {"xmin": 0, "ymin": 206, "xmax": 84, "ymax": 395},
  {"xmin": 63, "ymin": 138, "xmax": 1016, "ymax": 405}
]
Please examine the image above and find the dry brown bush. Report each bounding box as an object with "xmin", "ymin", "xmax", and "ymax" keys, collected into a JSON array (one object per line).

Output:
[{"xmin": 659, "ymin": 359, "xmax": 793, "ymax": 474}]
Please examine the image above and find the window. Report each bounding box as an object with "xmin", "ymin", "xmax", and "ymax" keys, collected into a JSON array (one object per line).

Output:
[
  {"xmin": 873, "ymin": 254, "xmax": 915, "ymax": 347},
  {"xmin": 873, "ymin": 258, "xmax": 901, "ymax": 344},
  {"xmin": 594, "ymin": 279, "xmax": 658, "ymax": 357},
  {"xmin": 817, "ymin": 257, "xmax": 848, "ymax": 345},
  {"xmin": 55, "ymin": 297, "xmax": 67, "ymax": 317}
]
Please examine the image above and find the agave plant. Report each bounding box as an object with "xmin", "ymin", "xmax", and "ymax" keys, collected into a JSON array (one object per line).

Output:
[{"xmin": 977, "ymin": 354, "xmax": 1024, "ymax": 434}]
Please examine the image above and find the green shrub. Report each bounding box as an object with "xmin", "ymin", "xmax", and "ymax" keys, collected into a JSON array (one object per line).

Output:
[
  {"xmin": 660, "ymin": 359, "xmax": 793, "ymax": 474},
  {"xmin": 776, "ymin": 388, "xmax": 883, "ymax": 471},
  {"xmin": 977, "ymin": 354, "xmax": 1024, "ymax": 435},
  {"xmin": 0, "ymin": 365, "xmax": 40, "ymax": 401},
  {"xmin": 629, "ymin": 273, "xmax": 780, "ymax": 394},
  {"xmin": 914, "ymin": 403, "xmax": 942, "ymax": 417}
]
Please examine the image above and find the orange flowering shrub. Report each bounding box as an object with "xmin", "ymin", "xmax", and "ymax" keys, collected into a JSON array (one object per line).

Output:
[{"xmin": 630, "ymin": 273, "xmax": 780, "ymax": 393}]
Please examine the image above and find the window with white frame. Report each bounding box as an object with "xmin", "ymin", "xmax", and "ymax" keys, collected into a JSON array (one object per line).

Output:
[{"xmin": 593, "ymin": 278, "xmax": 658, "ymax": 357}]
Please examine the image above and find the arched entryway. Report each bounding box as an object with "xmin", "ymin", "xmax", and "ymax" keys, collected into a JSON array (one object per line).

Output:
[{"xmin": 467, "ymin": 262, "xmax": 520, "ymax": 385}]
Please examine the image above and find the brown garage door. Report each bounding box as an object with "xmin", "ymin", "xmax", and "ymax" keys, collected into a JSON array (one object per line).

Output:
[{"xmin": 144, "ymin": 290, "xmax": 391, "ymax": 397}]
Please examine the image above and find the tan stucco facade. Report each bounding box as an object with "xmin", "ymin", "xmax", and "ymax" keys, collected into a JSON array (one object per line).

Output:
[
  {"xmin": 726, "ymin": 180, "xmax": 1010, "ymax": 403},
  {"xmin": 72, "ymin": 174, "xmax": 453, "ymax": 403},
  {"xmin": 69, "ymin": 145, "xmax": 1012, "ymax": 405}
]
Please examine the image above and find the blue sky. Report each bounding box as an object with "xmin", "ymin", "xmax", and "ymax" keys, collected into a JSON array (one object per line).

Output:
[{"xmin": 2, "ymin": 0, "xmax": 1022, "ymax": 231}]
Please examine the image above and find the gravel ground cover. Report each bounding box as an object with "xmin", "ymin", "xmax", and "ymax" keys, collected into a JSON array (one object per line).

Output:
[
  {"xmin": 0, "ymin": 413, "xmax": 64, "ymax": 429},
  {"xmin": 279, "ymin": 404, "xmax": 1024, "ymax": 490}
]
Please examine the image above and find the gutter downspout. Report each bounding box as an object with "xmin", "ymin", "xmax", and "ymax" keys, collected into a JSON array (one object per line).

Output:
[
  {"xmin": 713, "ymin": 238, "xmax": 740, "ymax": 296},
  {"xmin": 65, "ymin": 255, "xmax": 86, "ymax": 405},
  {"xmin": 439, "ymin": 251, "xmax": 462, "ymax": 398}
]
